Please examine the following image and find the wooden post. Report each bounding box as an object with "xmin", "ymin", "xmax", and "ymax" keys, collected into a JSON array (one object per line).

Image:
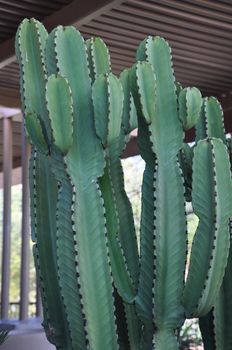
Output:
[
  {"xmin": 19, "ymin": 124, "xmax": 30, "ymax": 320},
  {"xmin": 1, "ymin": 117, "xmax": 12, "ymax": 320}
]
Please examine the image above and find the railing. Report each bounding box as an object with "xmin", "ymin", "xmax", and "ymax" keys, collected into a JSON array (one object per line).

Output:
[{"xmin": 0, "ymin": 113, "xmax": 42, "ymax": 321}]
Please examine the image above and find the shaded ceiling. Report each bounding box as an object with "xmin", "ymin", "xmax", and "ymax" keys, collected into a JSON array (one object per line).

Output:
[{"xmin": 0, "ymin": 0, "xmax": 232, "ymax": 168}]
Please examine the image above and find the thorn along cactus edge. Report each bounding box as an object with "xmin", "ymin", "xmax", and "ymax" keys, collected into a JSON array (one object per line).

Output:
[{"xmin": 15, "ymin": 19, "xmax": 232, "ymax": 350}]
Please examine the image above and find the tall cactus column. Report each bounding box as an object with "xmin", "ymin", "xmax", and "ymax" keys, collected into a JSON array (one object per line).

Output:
[
  {"xmin": 131, "ymin": 36, "xmax": 232, "ymax": 350},
  {"xmin": 131, "ymin": 37, "xmax": 187, "ymax": 349},
  {"xmin": 15, "ymin": 19, "xmax": 72, "ymax": 349},
  {"xmin": 45, "ymin": 26, "xmax": 119, "ymax": 350},
  {"xmin": 196, "ymin": 97, "xmax": 232, "ymax": 350},
  {"xmin": 87, "ymin": 38, "xmax": 141, "ymax": 349}
]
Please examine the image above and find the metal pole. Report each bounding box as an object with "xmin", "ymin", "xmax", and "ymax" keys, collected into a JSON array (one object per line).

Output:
[
  {"xmin": 19, "ymin": 124, "xmax": 30, "ymax": 320},
  {"xmin": 1, "ymin": 117, "xmax": 12, "ymax": 320}
]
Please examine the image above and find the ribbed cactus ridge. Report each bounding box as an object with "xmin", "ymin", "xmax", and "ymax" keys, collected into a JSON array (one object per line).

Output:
[
  {"xmin": 178, "ymin": 87, "xmax": 202, "ymax": 130},
  {"xmin": 92, "ymin": 72, "xmax": 136, "ymax": 304},
  {"xmin": 25, "ymin": 112, "xmax": 49, "ymax": 155},
  {"xmin": 45, "ymin": 26, "xmax": 120, "ymax": 350},
  {"xmin": 183, "ymin": 138, "xmax": 232, "ymax": 318},
  {"xmin": 86, "ymin": 31, "xmax": 140, "ymax": 348},
  {"xmin": 86, "ymin": 37, "xmax": 111, "ymax": 82},
  {"xmin": 204, "ymin": 97, "xmax": 226, "ymax": 143},
  {"xmin": 45, "ymin": 79, "xmax": 87, "ymax": 349},
  {"xmin": 46, "ymin": 75, "xmax": 73, "ymax": 154},
  {"xmin": 131, "ymin": 36, "xmax": 187, "ymax": 349},
  {"xmin": 87, "ymin": 33, "xmax": 140, "ymax": 349},
  {"xmin": 120, "ymin": 69, "xmax": 138, "ymax": 133},
  {"xmin": 16, "ymin": 19, "xmax": 232, "ymax": 350},
  {"xmin": 16, "ymin": 19, "xmax": 72, "ymax": 348},
  {"xmin": 196, "ymin": 97, "xmax": 232, "ymax": 349},
  {"xmin": 211, "ymin": 247, "xmax": 232, "ymax": 350},
  {"xmin": 92, "ymin": 73, "xmax": 123, "ymax": 146}
]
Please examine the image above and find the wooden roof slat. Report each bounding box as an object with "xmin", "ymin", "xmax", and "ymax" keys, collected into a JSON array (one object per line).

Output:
[
  {"xmin": 126, "ymin": 0, "xmax": 232, "ymax": 32},
  {"xmin": 89, "ymin": 43, "xmax": 232, "ymax": 82},
  {"xmin": 97, "ymin": 15, "xmax": 232, "ymax": 58},
  {"xmin": 185, "ymin": 0, "xmax": 232, "ymax": 15},
  {"xmin": 109, "ymin": 50, "xmax": 232, "ymax": 84},
  {"xmin": 113, "ymin": 5, "xmax": 232, "ymax": 43},
  {"xmin": 103, "ymin": 11, "xmax": 232, "ymax": 53},
  {"xmin": 84, "ymin": 21, "xmax": 232, "ymax": 66},
  {"xmin": 0, "ymin": 0, "xmax": 124, "ymax": 69},
  {"xmin": 152, "ymin": 0, "xmax": 232, "ymax": 22},
  {"xmin": 0, "ymin": 0, "xmax": 62, "ymax": 11},
  {"xmin": 82, "ymin": 27, "xmax": 232, "ymax": 71},
  {"xmin": 0, "ymin": 1, "xmax": 56, "ymax": 15},
  {"xmin": 174, "ymin": 70, "xmax": 232, "ymax": 88}
]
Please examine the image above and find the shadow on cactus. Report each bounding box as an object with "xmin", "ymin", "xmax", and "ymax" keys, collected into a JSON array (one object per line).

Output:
[{"xmin": 15, "ymin": 19, "xmax": 232, "ymax": 350}]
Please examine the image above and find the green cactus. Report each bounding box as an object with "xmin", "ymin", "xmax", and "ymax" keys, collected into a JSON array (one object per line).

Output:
[
  {"xmin": 196, "ymin": 97, "xmax": 232, "ymax": 350},
  {"xmin": 131, "ymin": 38, "xmax": 188, "ymax": 349},
  {"xmin": 16, "ymin": 19, "xmax": 232, "ymax": 350},
  {"xmin": 86, "ymin": 37, "xmax": 141, "ymax": 349},
  {"xmin": 16, "ymin": 19, "xmax": 73, "ymax": 348},
  {"xmin": 130, "ymin": 36, "xmax": 232, "ymax": 349}
]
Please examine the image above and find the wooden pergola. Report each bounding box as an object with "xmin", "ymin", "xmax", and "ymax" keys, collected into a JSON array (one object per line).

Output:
[{"xmin": 0, "ymin": 0, "xmax": 232, "ymax": 323}]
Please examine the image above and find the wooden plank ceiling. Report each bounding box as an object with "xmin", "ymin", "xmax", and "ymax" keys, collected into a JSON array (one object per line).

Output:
[{"xmin": 0, "ymin": 0, "xmax": 232, "ymax": 168}]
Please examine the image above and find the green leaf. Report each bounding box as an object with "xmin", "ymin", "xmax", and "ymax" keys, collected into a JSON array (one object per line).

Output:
[
  {"xmin": 46, "ymin": 74, "xmax": 73, "ymax": 154},
  {"xmin": 25, "ymin": 112, "xmax": 48, "ymax": 154}
]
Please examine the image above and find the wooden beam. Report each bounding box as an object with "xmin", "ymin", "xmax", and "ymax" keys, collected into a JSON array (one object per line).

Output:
[
  {"xmin": 44, "ymin": 0, "xmax": 124, "ymax": 30},
  {"xmin": 0, "ymin": 0, "xmax": 124, "ymax": 70},
  {"xmin": 0, "ymin": 87, "xmax": 21, "ymax": 108},
  {"xmin": 219, "ymin": 91, "xmax": 232, "ymax": 113}
]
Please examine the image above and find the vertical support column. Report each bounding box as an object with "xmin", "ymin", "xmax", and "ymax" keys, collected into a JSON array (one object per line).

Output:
[
  {"xmin": 19, "ymin": 123, "xmax": 30, "ymax": 320},
  {"xmin": 1, "ymin": 117, "xmax": 12, "ymax": 320}
]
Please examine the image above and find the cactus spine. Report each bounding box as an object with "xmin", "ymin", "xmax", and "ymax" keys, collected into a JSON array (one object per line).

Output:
[{"xmin": 16, "ymin": 19, "xmax": 232, "ymax": 350}]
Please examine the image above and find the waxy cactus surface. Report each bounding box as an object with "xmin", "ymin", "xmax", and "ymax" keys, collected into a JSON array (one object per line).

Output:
[{"xmin": 16, "ymin": 19, "xmax": 232, "ymax": 350}]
